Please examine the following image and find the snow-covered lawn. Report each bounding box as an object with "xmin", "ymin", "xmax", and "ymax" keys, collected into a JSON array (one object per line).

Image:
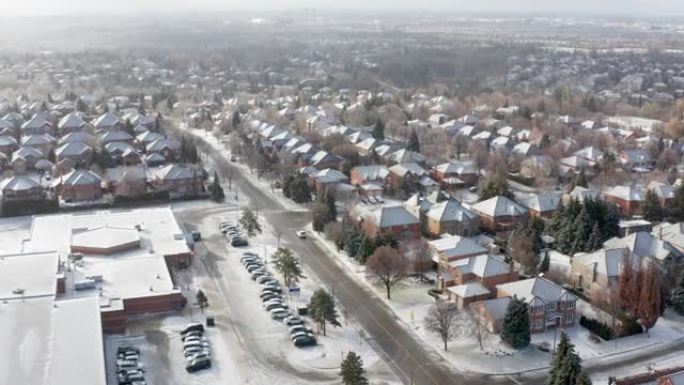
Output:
[{"xmin": 309, "ymin": 226, "xmax": 684, "ymax": 375}]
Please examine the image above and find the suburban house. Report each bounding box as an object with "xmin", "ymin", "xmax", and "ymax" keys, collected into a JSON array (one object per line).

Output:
[
  {"xmin": 307, "ymin": 150, "xmax": 343, "ymax": 170},
  {"xmin": 52, "ymin": 169, "xmax": 103, "ymax": 202},
  {"xmin": 496, "ymin": 276, "xmax": 578, "ymax": 333},
  {"xmin": 432, "ymin": 160, "xmax": 478, "ymax": 187},
  {"xmin": 148, "ymin": 164, "xmax": 204, "ymax": 197},
  {"xmin": 0, "ymin": 175, "xmax": 45, "ymax": 201},
  {"xmin": 653, "ymin": 222, "xmax": 684, "ymax": 252},
  {"xmin": 647, "ymin": 181, "xmax": 675, "ymax": 208},
  {"xmin": 424, "ymin": 198, "xmax": 480, "ymax": 237},
  {"xmin": 12, "ymin": 146, "xmax": 45, "ymax": 170},
  {"xmin": 310, "ymin": 168, "xmax": 349, "ymax": 191},
  {"xmin": 352, "ymin": 203, "xmax": 421, "ymax": 242},
  {"xmin": 519, "ymin": 192, "xmax": 561, "ymax": 218},
  {"xmin": 604, "ymin": 185, "xmax": 645, "ymax": 217},
  {"xmin": 387, "ymin": 162, "xmax": 429, "ymax": 188},
  {"xmin": 444, "ymin": 254, "xmax": 517, "ymax": 308},
  {"xmin": 469, "ymin": 195, "xmax": 528, "ymax": 233},
  {"xmin": 105, "ymin": 166, "xmax": 147, "ymax": 197},
  {"xmin": 92, "ymin": 112, "xmax": 122, "ymax": 131},
  {"xmin": 571, "ymin": 247, "xmax": 639, "ymax": 295},
  {"xmin": 57, "ymin": 111, "xmax": 87, "ymax": 133},
  {"xmin": 0, "ymin": 135, "xmax": 18, "ymax": 155},
  {"xmin": 604, "ymin": 231, "xmax": 683, "ymax": 267},
  {"xmin": 21, "ymin": 115, "xmax": 53, "ymax": 135},
  {"xmin": 350, "ymin": 165, "xmax": 391, "ymax": 187},
  {"xmin": 146, "ymin": 138, "xmax": 180, "ymax": 161},
  {"xmin": 55, "ymin": 141, "xmax": 93, "ymax": 165},
  {"xmin": 429, "ymin": 233, "xmax": 489, "ymax": 264}
]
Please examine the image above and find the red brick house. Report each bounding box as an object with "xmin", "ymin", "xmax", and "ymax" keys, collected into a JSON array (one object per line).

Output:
[
  {"xmin": 52, "ymin": 169, "xmax": 103, "ymax": 202},
  {"xmin": 353, "ymin": 204, "xmax": 421, "ymax": 242},
  {"xmin": 149, "ymin": 164, "xmax": 204, "ymax": 197},
  {"xmin": 518, "ymin": 192, "xmax": 561, "ymax": 218},
  {"xmin": 432, "ymin": 160, "xmax": 478, "ymax": 186},
  {"xmin": 604, "ymin": 185, "xmax": 645, "ymax": 217},
  {"xmin": 424, "ymin": 198, "xmax": 480, "ymax": 237},
  {"xmin": 470, "ymin": 196, "xmax": 528, "ymax": 233},
  {"xmin": 0, "ymin": 175, "xmax": 45, "ymax": 201},
  {"xmin": 496, "ymin": 276, "xmax": 577, "ymax": 333},
  {"xmin": 443, "ymin": 254, "xmax": 517, "ymax": 308},
  {"xmin": 648, "ymin": 181, "xmax": 675, "ymax": 209},
  {"xmin": 350, "ymin": 165, "xmax": 390, "ymax": 187}
]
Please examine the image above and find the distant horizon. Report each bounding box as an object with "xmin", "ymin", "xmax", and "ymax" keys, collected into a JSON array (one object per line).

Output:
[{"xmin": 1, "ymin": 0, "xmax": 684, "ymax": 18}]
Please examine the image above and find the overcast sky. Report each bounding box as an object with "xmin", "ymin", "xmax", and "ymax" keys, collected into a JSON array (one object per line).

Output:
[{"xmin": 1, "ymin": 0, "xmax": 683, "ymax": 17}]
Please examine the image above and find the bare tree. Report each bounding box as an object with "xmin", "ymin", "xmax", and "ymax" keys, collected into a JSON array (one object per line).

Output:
[
  {"xmin": 411, "ymin": 239, "xmax": 434, "ymax": 280},
  {"xmin": 224, "ymin": 167, "xmax": 235, "ymax": 190},
  {"xmin": 637, "ymin": 262, "xmax": 661, "ymax": 334},
  {"xmin": 469, "ymin": 309, "xmax": 487, "ymax": 351},
  {"xmin": 366, "ymin": 246, "xmax": 407, "ymax": 300},
  {"xmin": 424, "ymin": 300, "xmax": 459, "ymax": 351}
]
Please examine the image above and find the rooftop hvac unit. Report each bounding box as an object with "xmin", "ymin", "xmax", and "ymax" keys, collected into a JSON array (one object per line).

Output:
[
  {"xmin": 12, "ymin": 288, "xmax": 25, "ymax": 295},
  {"xmin": 74, "ymin": 279, "xmax": 96, "ymax": 291},
  {"xmin": 85, "ymin": 275, "xmax": 103, "ymax": 282},
  {"xmin": 68, "ymin": 253, "xmax": 84, "ymax": 261}
]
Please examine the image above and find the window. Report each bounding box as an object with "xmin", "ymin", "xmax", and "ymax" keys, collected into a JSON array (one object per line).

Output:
[
  {"xmin": 563, "ymin": 301, "xmax": 575, "ymax": 310},
  {"xmin": 532, "ymin": 319, "xmax": 544, "ymax": 329},
  {"xmin": 545, "ymin": 302, "xmax": 556, "ymax": 312},
  {"xmin": 532, "ymin": 305, "xmax": 544, "ymax": 314},
  {"xmin": 564, "ymin": 313, "xmax": 575, "ymax": 323}
]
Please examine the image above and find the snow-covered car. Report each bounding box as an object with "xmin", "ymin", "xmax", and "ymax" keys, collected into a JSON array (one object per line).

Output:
[{"xmin": 296, "ymin": 230, "xmax": 307, "ymax": 239}]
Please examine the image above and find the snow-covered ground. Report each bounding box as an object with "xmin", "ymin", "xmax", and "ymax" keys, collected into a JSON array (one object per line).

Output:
[{"xmin": 309, "ymin": 227, "xmax": 684, "ymax": 376}]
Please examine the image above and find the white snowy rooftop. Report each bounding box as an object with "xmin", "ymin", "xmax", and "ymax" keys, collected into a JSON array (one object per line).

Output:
[
  {"xmin": 0, "ymin": 251, "xmax": 58, "ymax": 301},
  {"xmin": 0, "ymin": 296, "xmax": 106, "ymax": 385}
]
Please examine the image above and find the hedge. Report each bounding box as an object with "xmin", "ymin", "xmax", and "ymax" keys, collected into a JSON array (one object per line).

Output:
[{"xmin": 580, "ymin": 315, "xmax": 614, "ymax": 340}]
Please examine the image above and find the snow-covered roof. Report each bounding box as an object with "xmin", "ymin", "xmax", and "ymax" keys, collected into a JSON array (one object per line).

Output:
[
  {"xmin": 58, "ymin": 111, "xmax": 86, "ymax": 130},
  {"xmin": 52, "ymin": 169, "xmax": 101, "ymax": 187},
  {"xmin": 100, "ymin": 130, "xmax": 133, "ymax": 144},
  {"xmin": 388, "ymin": 162, "xmax": 427, "ymax": 178},
  {"xmin": 0, "ymin": 175, "xmax": 41, "ymax": 192},
  {"xmin": 314, "ymin": 168, "xmax": 348, "ymax": 184},
  {"xmin": 71, "ymin": 227, "xmax": 141, "ymax": 251},
  {"xmin": 152, "ymin": 164, "xmax": 195, "ymax": 181},
  {"xmin": 352, "ymin": 165, "xmax": 390, "ymax": 181},
  {"xmin": 447, "ymin": 281, "xmax": 490, "ymax": 298},
  {"xmin": 92, "ymin": 112, "xmax": 121, "ymax": 129},
  {"xmin": 518, "ymin": 192, "xmax": 560, "ymax": 213},
  {"xmin": 604, "ymin": 185, "xmax": 645, "ymax": 202},
  {"xmin": 470, "ymin": 196, "xmax": 527, "ymax": 218},
  {"xmin": 60, "ymin": 131, "xmax": 94, "ymax": 144},
  {"xmin": 573, "ymin": 247, "xmax": 639, "ymax": 278},
  {"xmin": 604, "ymin": 231, "xmax": 681, "ymax": 262},
  {"xmin": 434, "ymin": 160, "xmax": 477, "ymax": 175},
  {"xmin": 55, "ymin": 141, "xmax": 91, "ymax": 157},
  {"xmin": 146, "ymin": 137, "xmax": 180, "ymax": 153},
  {"xmin": 450, "ymin": 254, "xmax": 511, "ymax": 278},
  {"xmin": 429, "ymin": 234, "xmax": 488, "ymax": 261},
  {"xmin": 496, "ymin": 276, "xmax": 576, "ymax": 306},
  {"xmin": 426, "ymin": 199, "xmax": 478, "ymax": 222},
  {"xmin": 361, "ymin": 204, "xmax": 419, "ymax": 228},
  {"xmin": 647, "ymin": 181, "xmax": 675, "ymax": 200}
]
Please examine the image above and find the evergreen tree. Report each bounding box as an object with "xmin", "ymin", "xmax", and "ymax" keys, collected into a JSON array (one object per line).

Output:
[
  {"xmin": 271, "ymin": 247, "xmax": 306, "ymax": 288},
  {"xmin": 344, "ymin": 228, "xmax": 362, "ymax": 258},
  {"xmin": 501, "ymin": 297, "xmax": 531, "ymax": 349},
  {"xmin": 290, "ymin": 175, "xmax": 312, "ymax": 203},
  {"xmin": 540, "ymin": 251, "xmax": 550, "ymax": 273},
  {"xmin": 547, "ymin": 332, "xmax": 587, "ymax": 385},
  {"xmin": 478, "ymin": 172, "xmax": 513, "ymax": 200},
  {"xmin": 309, "ymin": 289, "xmax": 340, "ymax": 336},
  {"xmin": 339, "ymin": 351, "xmax": 369, "ymax": 385},
  {"xmin": 326, "ymin": 190, "xmax": 337, "ymax": 222},
  {"xmin": 407, "ymin": 128, "xmax": 420, "ymax": 152},
  {"xmin": 359, "ymin": 236, "xmax": 376, "ymax": 264},
  {"xmin": 571, "ymin": 206, "xmax": 593, "ymax": 254},
  {"xmin": 642, "ymin": 189, "xmax": 664, "ymax": 222},
  {"xmin": 238, "ymin": 208, "xmax": 262, "ymax": 238},
  {"xmin": 585, "ymin": 223, "xmax": 603, "ymax": 251},
  {"xmin": 571, "ymin": 169, "xmax": 588, "ymax": 188},
  {"xmin": 670, "ymin": 186, "xmax": 684, "ymax": 221},
  {"xmin": 196, "ymin": 289, "xmax": 209, "ymax": 313},
  {"xmin": 372, "ymin": 118, "xmax": 385, "ymax": 140},
  {"xmin": 232, "ymin": 111, "xmax": 241, "ymax": 128},
  {"xmin": 209, "ymin": 171, "xmax": 225, "ymax": 202}
]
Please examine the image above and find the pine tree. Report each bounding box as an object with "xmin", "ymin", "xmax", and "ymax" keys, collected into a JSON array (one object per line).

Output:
[
  {"xmin": 585, "ymin": 223, "xmax": 602, "ymax": 251},
  {"xmin": 196, "ymin": 289, "xmax": 209, "ymax": 313},
  {"xmin": 271, "ymin": 247, "xmax": 306, "ymax": 288},
  {"xmin": 309, "ymin": 289, "xmax": 340, "ymax": 336},
  {"xmin": 572, "ymin": 169, "xmax": 588, "ymax": 188},
  {"xmin": 642, "ymin": 189, "xmax": 664, "ymax": 222},
  {"xmin": 359, "ymin": 236, "xmax": 376, "ymax": 264},
  {"xmin": 547, "ymin": 332, "xmax": 586, "ymax": 385},
  {"xmin": 238, "ymin": 208, "xmax": 262, "ymax": 238},
  {"xmin": 339, "ymin": 351, "xmax": 369, "ymax": 385},
  {"xmin": 501, "ymin": 297, "xmax": 531, "ymax": 349},
  {"xmin": 540, "ymin": 251, "xmax": 550, "ymax": 273},
  {"xmin": 209, "ymin": 171, "xmax": 225, "ymax": 202},
  {"xmin": 372, "ymin": 118, "xmax": 385, "ymax": 140},
  {"xmin": 407, "ymin": 128, "xmax": 420, "ymax": 152},
  {"xmin": 571, "ymin": 206, "xmax": 592, "ymax": 254}
]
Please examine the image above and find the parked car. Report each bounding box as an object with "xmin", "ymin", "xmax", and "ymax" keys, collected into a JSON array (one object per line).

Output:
[
  {"xmin": 246, "ymin": 264, "xmax": 264, "ymax": 273},
  {"xmin": 264, "ymin": 302, "xmax": 286, "ymax": 311},
  {"xmin": 191, "ymin": 231, "xmax": 202, "ymax": 241},
  {"xmin": 261, "ymin": 294, "xmax": 282, "ymax": 303},
  {"xmin": 181, "ymin": 323, "xmax": 205, "ymax": 335},
  {"xmin": 289, "ymin": 325, "xmax": 314, "ymax": 335},
  {"xmin": 270, "ymin": 308, "xmax": 290, "ymax": 320},
  {"xmin": 290, "ymin": 331, "xmax": 315, "ymax": 341},
  {"xmin": 186, "ymin": 357, "xmax": 212, "ymax": 373},
  {"xmin": 283, "ymin": 316, "xmax": 304, "ymax": 326},
  {"xmin": 181, "ymin": 330, "xmax": 204, "ymax": 341},
  {"xmin": 293, "ymin": 336, "xmax": 317, "ymax": 347},
  {"xmin": 250, "ymin": 271, "xmax": 270, "ymax": 281},
  {"xmin": 231, "ymin": 237, "xmax": 248, "ymax": 247},
  {"xmin": 256, "ymin": 276, "xmax": 278, "ymax": 285},
  {"xmin": 261, "ymin": 284, "xmax": 282, "ymax": 293},
  {"xmin": 296, "ymin": 230, "xmax": 307, "ymax": 239}
]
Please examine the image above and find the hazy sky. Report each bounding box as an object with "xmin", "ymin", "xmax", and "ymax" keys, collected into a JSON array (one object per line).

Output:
[{"xmin": 1, "ymin": 0, "xmax": 683, "ymax": 17}]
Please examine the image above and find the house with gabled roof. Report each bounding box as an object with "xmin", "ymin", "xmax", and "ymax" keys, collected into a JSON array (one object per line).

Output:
[
  {"xmin": 148, "ymin": 164, "xmax": 203, "ymax": 197},
  {"xmin": 444, "ymin": 254, "xmax": 517, "ymax": 308},
  {"xmin": 20, "ymin": 115, "xmax": 53, "ymax": 135},
  {"xmin": 21, "ymin": 134, "xmax": 55, "ymax": 155},
  {"xmin": 604, "ymin": 185, "xmax": 645, "ymax": 217},
  {"xmin": 350, "ymin": 165, "xmax": 390, "ymax": 188},
  {"xmin": 604, "ymin": 231, "xmax": 683, "ymax": 266},
  {"xmin": 470, "ymin": 195, "xmax": 528, "ymax": 233},
  {"xmin": 100, "ymin": 130, "xmax": 134, "ymax": 145},
  {"xmin": 571, "ymin": 247, "xmax": 641, "ymax": 295},
  {"xmin": 92, "ymin": 112, "xmax": 122, "ymax": 131},
  {"xmin": 311, "ymin": 168, "xmax": 349, "ymax": 191},
  {"xmin": 51, "ymin": 169, "xmax": 103, "ymax": 202},
  {"xmin": 647, "ymin": 181, "xmax": 675, "ymax": 208},
  {"xmin": 0, "ymin": 175, "xmax": 45, "ymax": 201},
  {"xmin": 519, "ymin": 192, "xmax": 561, "ymax": 218},
  {"xmin": 307, "ymin": 150, "xmax": 343, "ymax": 170},
  {"xmin": 57, "ymin": 111, "xmax": 87, "ymax": 133},
  {"xmin": 0, "ymin": 135, "xmax": 18, "ymax": 156},
  {"xmin": 146, "ymin": 138, "xmax": 180, "ymax": 162},
  {"xmin": 55, "ymin": 141, "xmax": 92, "ymax": 165},
  {"xmin": 12, "ymin": 146, "xmax": 45, "ymax": 170},
  {"xmin": 352, "ymin": 203, "xmax": 421, "ymax": 242},
  {"xmin": 432, "ymin": 160, "xmax": 478, "ymax": 186},
  {"xmin": 496, "ymin": 276, "xmax": 577, "ymax": 333},
  {"xmin": 425, "ymin": 198, "xmax": 479, "ymax": 237}
]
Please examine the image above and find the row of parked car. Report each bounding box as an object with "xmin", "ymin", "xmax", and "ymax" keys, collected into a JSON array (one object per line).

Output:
[
  {"xmin": 181, "ymin": 323, "xmax": 212, "ymax": 373},
  {"xmin": 116, "ymin": 346, "xmax": 145, "ymax": 385},
  {"xmin": 240, "ymin": 252, "xmax": 317, "ymax": 347},
  {"xmin": 219, "ymin": 220, "xmax": 248, "ymax": 247}
]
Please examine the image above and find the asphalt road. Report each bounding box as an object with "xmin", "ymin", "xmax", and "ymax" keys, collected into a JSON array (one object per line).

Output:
[
  {"xmin": 196, "ymin": 143, "xmax": 524, "ymax": 385},
  {"xmin": 186, "ymin": 130, "xmax": 684, "ymax": 385}
]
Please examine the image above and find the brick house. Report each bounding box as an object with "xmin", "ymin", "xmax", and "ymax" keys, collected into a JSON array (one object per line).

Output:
[
  {"xmin": 148, "ymin": 164, "xmax": 204, "ymax": 197},
  {"xmin": 387, "ymin": 162, "xmax": 428, "ymax": 189},
  {"xmin": 52, "ymin": 169, "xmax": 103, "ymax": 202},
  {"xmin": 424, "ymin": 198, "xmax": 479, "ymax": 237},
  {"xmin": 604, "ymin": 185, "xmax": 645, "ymax": 217},
  {"xmin": 470, "ymin": 195, "xmax": 528, "ymax": 234},
  {"xmin": 647, "ymin": 181, "xmax": 675, "ymax": 209},
  {"xmin": 353, "ymin": 204, "xmax": 421, "ymax": 242},
  {"xmin": 431, "ymin": 160, "xmax": 478, "ymax": 187},
  {"xmin": 307, "ymin": 150, "xmax": 343, "ymax": 170},
  {"xmin": 496, "ymin": 276, "xmax": 578, "ymax": 333},
  {"xmin": 0, "ymin": 175, "xmax": 45, "ymax": 201},
  {"xmin": 518, "ymin": 192, "xmax": 561, "ymax": 218},
  {"xmin": 55, "ymin": 141, "xmax": 93, "ymax": 165},
  {"xmin": 350, "ymin": 165, "xmax": 390, "ymax": 187},
  {"xmin": 470, "ymin": 297, "xmax": 512, "ymax": 333},
  {"xmin": 0, "ymin": 135, "xmax": 18, "ymax": 156},
  {"xmin": 571, "ymin": 247, "xmax": 638, "ymax": 295},
  {"xmin": 443, "ymin": 254, "xmax": 517, "ymax": 308},
  {"xmin": 146, "ymin": 138, "xmax": 180, "ymax": 162}
]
